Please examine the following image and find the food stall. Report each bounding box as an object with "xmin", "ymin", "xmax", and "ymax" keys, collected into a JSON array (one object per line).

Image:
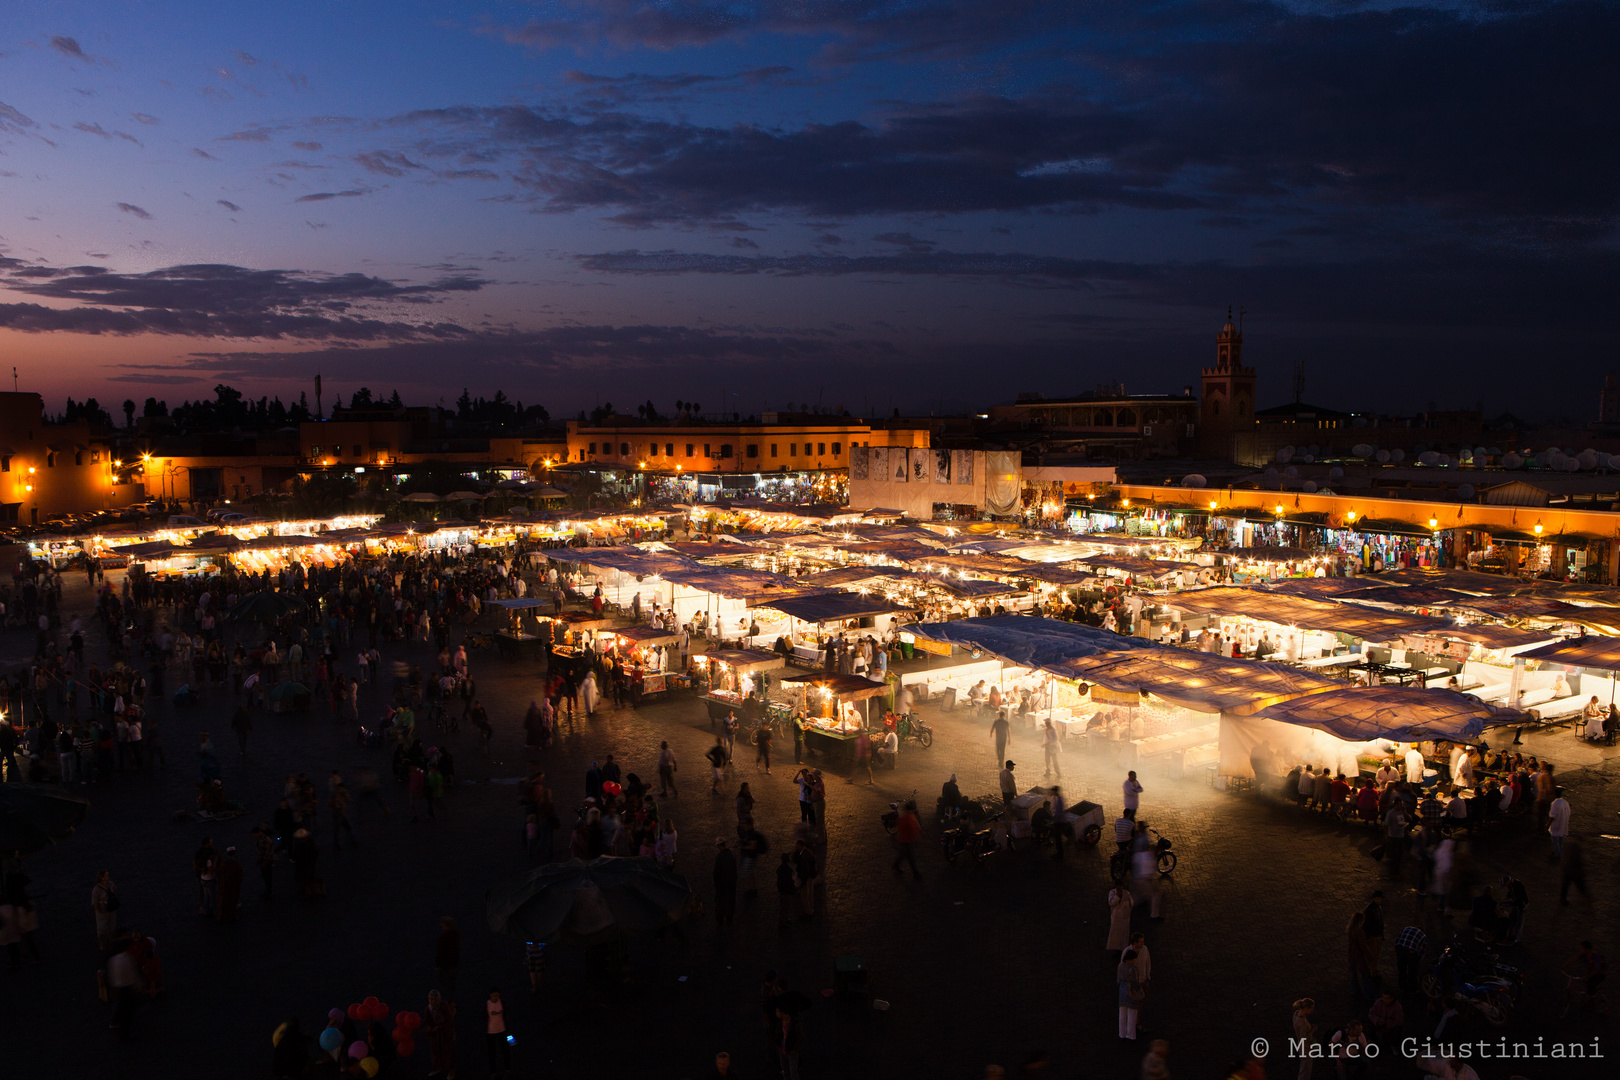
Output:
[
  {"xmin": 605, "ymin": 624, "xmax": 692, "ymax": 700},
  {"xmin": 543, "ymin": 611, "xmax": 617, "ymax": 666},
  {"xmin": 778, "ymin": 672, "xmax": 892, "ymax": 762},
  {"xmin": 695, "ymin": 649, "xmax": 787, "ymax": 722},
  {"xmin": 487, "ymin": 597, "xmax": 553, "ymax": 659}
]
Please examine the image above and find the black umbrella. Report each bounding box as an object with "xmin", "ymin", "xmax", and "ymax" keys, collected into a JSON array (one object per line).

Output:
[
  {"xmin": 225, "ymin": 590, "xmax": 308, "ymax": 625},
  {"xmin": 486, "ymin": 856, "xmax": 691, "ymax": 941},
  {"xmin": 0, "ymin": 784, "xmax": 90, "ymax": 854}
]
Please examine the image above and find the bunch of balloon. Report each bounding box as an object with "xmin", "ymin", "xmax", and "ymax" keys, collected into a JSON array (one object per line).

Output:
[{"xmin": 392, "ymin": 1010, "xmax": 422, "ymax": 1057}]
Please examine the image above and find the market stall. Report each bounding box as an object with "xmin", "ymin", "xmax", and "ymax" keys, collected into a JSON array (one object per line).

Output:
[
  {"xmin": 487, "ymin": 597, "xmax": 553, "ymax": 659},
  {"xmin": 604, "ymin": 625, "xmax": 692, "ymax": 700},
  {"xmin": 695, "ymin": 649, "xmax": 786, "ymax": 721},
  {"xmin": 778, "ymin": 672, "xmax": 891, "ymax": 761}
]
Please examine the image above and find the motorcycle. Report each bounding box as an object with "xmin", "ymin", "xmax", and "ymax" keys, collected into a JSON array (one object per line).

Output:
[
  {"xmin": 880, "ymin": 789, "xmax": 918, "ymax": 835},
  {"xmin": 896, "ymin": 713, "xmax": 934, "ymax": 748},
  {"xmin": 1109, "ymin": 830, "xmax": 1177, "ymax": 882},
  {"xmin": 940, "ymin": 820, "xmax": 1000, "ymax": 864},
  {"xmin": 1423, "ymin": 945, "xmax": 1521, "ymax": 1025}
]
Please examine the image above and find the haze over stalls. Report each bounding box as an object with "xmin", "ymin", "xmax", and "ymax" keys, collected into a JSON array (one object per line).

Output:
[{"xmin": 0, "ymin": 1, "xmax": 1615, "ymax": 418}]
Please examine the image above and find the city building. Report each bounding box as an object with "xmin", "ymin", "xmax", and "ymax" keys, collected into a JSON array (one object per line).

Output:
[
  {"xmin": 986, "ymin": 384, "xmax": 1198, "ymax": 460},
  {"xmin": 0, "ymin": 392, "xmax": 131, "ymax": 524}
]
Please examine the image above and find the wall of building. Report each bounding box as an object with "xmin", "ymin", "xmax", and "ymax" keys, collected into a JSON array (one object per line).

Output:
[
  {"xmin": 567, "ymin": 419, "xmax": 927, "ymax": 475},
  {"xmin": 0, "ymin": 393, "xmax": 130, "ymax": 523},
  {"xmin": 847, "ymin": 447, "xmax": 989, "ymax": 519}
]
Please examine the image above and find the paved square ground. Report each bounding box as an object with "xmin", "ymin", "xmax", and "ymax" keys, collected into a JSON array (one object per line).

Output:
[{"xmin": 5, "ymin": 573, "xmax": 1616, "ymax": 1079}]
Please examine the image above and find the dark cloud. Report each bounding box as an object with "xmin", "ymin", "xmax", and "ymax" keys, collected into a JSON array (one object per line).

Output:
[
  {"xmin": 217, "ymin": 200, "xmax": 242, "ymax": 211},
  {"xmin": 291, "ymin": 140, "xmax": 323, "ymax": 151},
  {"xmin": 294, "ymin": 189, "xmax": 369, "ymax": 203},
  {"xmin": 216, "ymin": 126, "xmax": 277, "ymax": 143},
  {"xmin": 1, "ymin": 102, "xmax": 36, "ymax": 129},
  {"xmin": 131, "ymin": 112, "xmax": 160, "ymax": 125},
  {"xmin": 49, "ymin": 35, "xmax": 91, "ymax": 61},
  {"xmin": 191, "ymin": 148, "xmax": 219, "ymax": 160},
  {"xmin": 115, "ymin": 203, "xmax": 153, "ymax": 219},
  {"xmin": 74, "ymin": 121, "xmax": 113, "ymax": 139},
  {"xmin": 407, "ymin": 3, "xmax": 1619, "ymax": 240},
  {"xmin": 354, "ymin": 150, "xmax": 426, "ymax": 176},
  {"xmin": 0, "ymin": 262, "xmax": 488, "ymax": 341}
]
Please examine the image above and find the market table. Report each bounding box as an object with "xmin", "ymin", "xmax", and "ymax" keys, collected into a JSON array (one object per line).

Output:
[
  {"xmin": 495, "ymin": 630, "xmax": 544, "ymax": 660},
  {"xmin": 803, "ymin": 726, "xmax": 858, "ymax": 763}
]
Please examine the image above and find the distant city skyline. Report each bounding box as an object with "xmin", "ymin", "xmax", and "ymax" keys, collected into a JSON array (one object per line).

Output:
[{"xmin": 2, "ymin": 2, "xmax": 1615, "ymax": 420}]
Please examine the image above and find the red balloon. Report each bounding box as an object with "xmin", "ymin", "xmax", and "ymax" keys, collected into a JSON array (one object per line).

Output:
[
  {"xmin": 391, "ymin": 1026, "xmax": 405, "ymax": 1043},
  {"xmin": 347, "ymin": 1003, "xmax": 363, "ymax": 1021},
  {"xmin": 398, "ymin": 1038, "xmax": 415, "ymax": 1057},
  {"xmin": 373, "ymin": 1003, "xmax": 389, "ymax": 1022},
  {"xmin": 364, "ymin": 996, "xmax": 380, "ymax": 1009},
  {"xmin": 402, "ymin": 1012, "xmax": 421, "ymax": 1030}
]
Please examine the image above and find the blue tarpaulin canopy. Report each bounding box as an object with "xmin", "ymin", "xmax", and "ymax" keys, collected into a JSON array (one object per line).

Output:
[
  {"xmin": 908, "ymin": 615, "xmax": 1161, "ymax": 671},
  {"xmin": 1515, "ymin": 636, "xmax": 1620, "ymax": 670},
  {"xmin": 762, "ymin": 592, "xmax": 910, "ymax": 624},
  {"xmin": 1253, "ymin": 686, "xmax": 1528, "ymax": 743}
]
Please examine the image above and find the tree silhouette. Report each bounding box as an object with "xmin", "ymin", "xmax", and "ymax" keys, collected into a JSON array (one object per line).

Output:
[{"xmin": 123, "ymin": 399, "xmax": 136, "ymax": 429}]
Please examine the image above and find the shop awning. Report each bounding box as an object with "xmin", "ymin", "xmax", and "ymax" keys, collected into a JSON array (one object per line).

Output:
[
  {"xmin": 115, "ymin": 539, "xmax": 184, "ymax": 559},
  {"xmin": 1078, "ymin": 554, "xmax": 1195, "ymax": 576},
  {"xmin": 693, "ymin": 649, "xmax": 785, "ymax": 673},
  {"xmin": 489, "ymin": 598, "xmax": 553, "ymax": 611},
  {"xmin": 1352, "ymin": 518, "xmax": 1433, "ymax": 537},
  {"xmin": 762, "ymin": 593, "xmax": 909, "ymax": 624},
  {"xmin": 1430, "ymin": 624, "xmax": 1557, "ymax": 651},
  {"xmin": 798, "ymin": 566, "xmax": 923, "ymax": 588},
  {"xmin": 777, "ymin": 672, "xmax": 892, "ymax": 701},
  {"xmin": 1254, "ymin": 686, "xmax": 1529, "ymax": 743},
  {"xmin": 1367, "ymin": 568, "xmax": 1526, "ymax": 595},
  {"xmin": 1052, "ymin": 650, "xmax": 1342, "ymax": 715},
  {"xmin": 909, "ymin": 614, "xmax": 1161, "ymax": 671},
  {"xmin": 924, "ymin": 575, "xmax": 1022, "ymax": 598},
  {"xmin": 1168, "ymin": 587, "xmax": 1447, "ymax": 640},
  {"xmin": 1515, "ymin": 636, "xmax": 1620, "ymax": 670},
  {"xmin": 1338, "ymin": 586, "xmax": 1477, "ymax": 608},
  {"xmin": 1258, "ymin": 578, "xmax": 1384, "ymax": 599},
  {"xmin": 610, "ymin": 625, "xmax": 682, "ymax": 646},
  {"xmin": 1227, "ymin": 546, "xmax": 1312, "ymax": 562}
]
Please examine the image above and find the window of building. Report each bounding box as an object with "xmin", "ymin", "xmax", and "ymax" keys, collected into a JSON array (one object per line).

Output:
[
  {"xmin": 770, "ymin": 444, "xmax": 778, "ymax": 458},
  {"xmin": 352, "ymin": 444, "xmax": 362, "ymax": 457},
  {"xmin": 588, "ymin": 442, "xmax": 597, "ymax": 454},
  {"xmin": 720, "ymin": 444, "xmax": 733, "ymax": 458},
  {"xmin": 817, "ymin": 442, "xmax": 826, "ymax": 455},
  {"xmin": 704, "ymin": 444, "xmax": 712, "ymax": 458},
  {"xmin": 831, "ymin": 442, "xmax": 841, "ymax": 456},
  {"xmin": 685, "ymin": 444, "xmax": 694, "ymax": 458},
  {"xmin": 46, "ymin": 451, "xmax": 56, "ymax": 468},
  {"xmin": 620, "ymin": 442, "xmax": 630, "ymax": 456},
  {"xmin": 578, "ymin": 449, "xmax": 586, "ymax": 461},
  {"xmin": 1, "ymin": 456, "xmax": 9, "ymax": 472},
  {"xmin": 310, "ymin": 445, "xmax": 321, "ymax": 457},
  {"xmin": 665, "ymin": 443, "xmax": 674, "ymax": 457},
  {"xmin": 789, "ymin": 443, "xmax": 797, "ymax": 456},
  {"xmin": 746, "ymin": 444, "xmax": 759, "ymax": 458}
]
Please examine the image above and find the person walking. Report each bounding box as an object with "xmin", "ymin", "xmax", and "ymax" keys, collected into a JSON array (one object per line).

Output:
[
  {"xmin": 713, "ymin": 838, "xmax": 738, "ymax": 925},
  {"xmin": 1042, "ymin": 719, "xmax": 1063, "ymax": 781},
  {"xmin": 891, "ymin": 800, "xmax": 922, "ymax": 879},
  {"xmin": 106, "ymin": 935, "xmax": 144, "ymax": 1042},
  {"xmin": 484, "ymin": 989, "xmax": 511, "ymax": 1079},
  {"xmin": 91, "ymin": 870, "xmax": 118, "ymax": 947},
  {"xmin": 1122, "ymin": 771, "xmax": 1143, "ymax": 815},
  {"xmin": 1118, "ymin": 948, "xmax": 1144, "ymax": 1040},
  {"xmin": 1291, "ymin": 999, "xmax": 1317, "ymax": 1080},
  {"xmin": 1382, "ymin": 802, "xmax": 1407, "ymax": 876},
  {"xmin": 1548, "ymin": 786, "xmax": 1571, "ymax": 858},
  {"xmin": 423, "ymin": 988, "xmax": 457, "ymax": 1080},
  {"xmin": 1347, "ymin": 911, "xmax": 1374, "ymax": 999},
  {"xmin": 755, "ymin": 720, "xmax": 774, "ymax": 774},
  {"xmin": 1560, "ymin": 834, "xmax": 1589, "ymax": 903},
  {"xmin": 791, "ymin": 712, "xmax": 805, "ymax": 764},
  {"xmin": 435, "ymin": 916, "xmax": 461, "ymax": 1003},
  {"xmin": 706, "ymin": 738, "xmax": 728, "ymax": 794},
  {"xmin": 658, "ymin": 741, "xmax": 679, "ymax": 797},
  {"xmin": 795, "ymin": 768, "xmax": 816, "ymax": 829},
  {"xmin": 999, "ymin": 760, "xmax": 1018, "ymax": 809},
  {"xmin": 1106, "ymin": 881, "xmax": 1133, "ymax": 954},
  {"xmin": 1362, "ymin": 891, "xmax": 1385, "ymax": 982},
  {"xmin": 990, "ymin": 709, "xmax": 1010, "ymax": 766},
  {"xmin": 193, "ymin": 837, "xmax": 218, "ymax": 917}
]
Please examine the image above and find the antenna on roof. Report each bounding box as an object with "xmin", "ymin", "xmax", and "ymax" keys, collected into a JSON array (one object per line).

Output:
[{"xmin": 1294, "ymin": 360, "xmax": 1305, "ymax": 405}]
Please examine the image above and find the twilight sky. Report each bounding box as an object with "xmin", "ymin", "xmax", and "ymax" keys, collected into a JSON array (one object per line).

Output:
[{"xmin": 1, "ymin": 1, "xmax": 1616, "ymax": 421}]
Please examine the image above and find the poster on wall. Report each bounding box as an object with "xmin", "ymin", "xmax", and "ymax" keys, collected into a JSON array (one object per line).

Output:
[
  {"xmin": 869, "ymin": 447, "xmax": 888, "ymax": 481},
  {"xmin": 956, "ymin": 450, "xmax": 974, "ymax": 485},
  {"xmin": 851, "ymin": 446, "xmax": 869, "ymax": 480},
  {"xmin": 892, "ymin": 447, "xmax": 909, "ymax": 483},
  {"xmin": 912, "ymin": 451, "xmax": 927, "ymax": 482},
  {"xmin": 934, "ymin": 449, "xmax": 951, "ymax": 485}
]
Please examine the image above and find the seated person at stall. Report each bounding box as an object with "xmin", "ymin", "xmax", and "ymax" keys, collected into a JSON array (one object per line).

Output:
[
  {"xmin": 1585, "ymin": 702, "xmax": 1607, "ymax": 741},
  {"xmin": 967, "ymin": 680, "xmax": 988, "ymax": 711},
  {"xmin": 1375, "ymin": 758, "xmax": 1400, "ymax": 787},
  {"xmin": 1553, "ymin": 672, "xmax": 1572, "ymax": 698},
  {"xmin": 1445, "ymin": 788, "xmax": 1471, "ymax": 822},
  {"xmin": 1255, "ymin": 632, "xmax": 1276, "ymax": 659},
  {"xmin": 1329, "ymin": 773, "xmax": 1351, "ymax": 816},
  {"xmin": 877, "ymin": 728, "xmax": 899, "ymax": 769}
]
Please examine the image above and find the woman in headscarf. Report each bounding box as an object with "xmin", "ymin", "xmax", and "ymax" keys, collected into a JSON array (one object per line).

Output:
[{"xmin": 423, "ymin": 988, "xmax": 457, "ymax": 1079}]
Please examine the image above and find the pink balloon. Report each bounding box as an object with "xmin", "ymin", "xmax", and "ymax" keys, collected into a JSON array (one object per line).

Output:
[
  {"xmin": 328, "ymin": 1008, "xmax": 345, "ymax": 1022},
  {"xmin": 348, "ymin": 1041, "xmax": 369, "ymax": 1060}
]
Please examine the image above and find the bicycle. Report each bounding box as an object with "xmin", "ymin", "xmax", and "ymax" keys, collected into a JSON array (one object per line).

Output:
[{"xmin": 1109, "ymin": 829, "xmax": 1177, "ymax": 882}]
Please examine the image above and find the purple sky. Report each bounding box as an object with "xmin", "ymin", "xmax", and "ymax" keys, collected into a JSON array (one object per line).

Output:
[{"xmin": 1, "ymin": 1, "xmax": 1616, "ymax": 421}]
